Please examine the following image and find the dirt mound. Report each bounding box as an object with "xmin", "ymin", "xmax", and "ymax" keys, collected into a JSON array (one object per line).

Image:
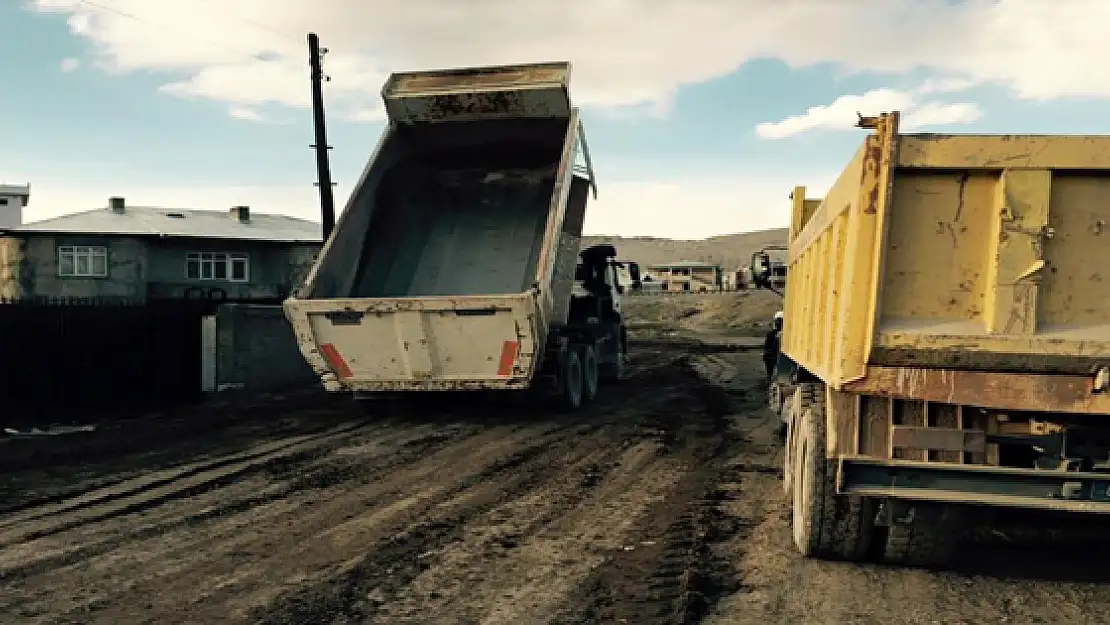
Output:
[
  {"xmin": 583, "ymin": 229, "xmax": 788, "ymax": 270},
  {"xmin": 624, "ymin": 291, "xmax": 783, "ymax": 336}
]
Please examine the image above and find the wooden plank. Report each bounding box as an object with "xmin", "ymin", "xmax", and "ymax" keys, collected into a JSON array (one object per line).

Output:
[
  {"xmin": 859, "ymin": 395, "xmax": 892, "ymax": 458},
  {"xmin": 828, "ymin": 388, "xmax": 860, "ymax": 457},
  {"xmin": 928, "ymin": 403, "xmax": 963, "ymax": 463},
  {"xmin": 894, "ymin": 400, "xmax": 928, "ymax": 461},
  {"xmin": 890, "ymin": 426, "xmax": 987, "ymax": 454}
]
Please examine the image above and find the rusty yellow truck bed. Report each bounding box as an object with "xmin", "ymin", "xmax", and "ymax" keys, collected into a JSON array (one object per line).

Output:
[{"xmin": 784, "ymin": 113, "xmax": 1110, "ymax": 388}]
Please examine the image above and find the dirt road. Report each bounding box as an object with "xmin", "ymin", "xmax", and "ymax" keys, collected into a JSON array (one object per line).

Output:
[{"xmin": 3, "ymin": 340, "xmax": 1110, "ymax": 624}]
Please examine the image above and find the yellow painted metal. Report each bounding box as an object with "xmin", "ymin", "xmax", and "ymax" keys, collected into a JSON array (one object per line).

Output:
[{"xmin": 785, "ymin": 111, "xmax": 1110, "ymax": 388}]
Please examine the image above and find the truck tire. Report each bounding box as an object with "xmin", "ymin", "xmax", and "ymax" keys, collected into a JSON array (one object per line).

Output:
[
  {"xmin": 599, "ymin": 333, "xmax": 628, "ymax": 382},
  {"xmin": 881, "ymin": 504, "xmax": 960, "ymax": 568},
  {"xmin": 579, "ymin": 344, "xmax": 600, "ymax": 402},
  {"xmin": 782, "ymin": 384, "xmax": 817, "ymax": 497},
  {"xmin": 559, "ymin": 349, "xmax": 585, "ymax": 411},
  {"xmin": 791, "ymin": 385, "xmax": 875, "ymax": 561},
  {"xmin": 782, "ymin": 394, "xmax": 796, "ymax": 497}
]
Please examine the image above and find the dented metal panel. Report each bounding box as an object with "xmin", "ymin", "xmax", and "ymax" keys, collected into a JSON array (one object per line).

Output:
[
  {"xmin": 785, "ymin": 112, "xmax": 1110, "ymax": 390},
  {"xmin": 382, "ymin": 62, "xmax": 571, "ymax": 124}
]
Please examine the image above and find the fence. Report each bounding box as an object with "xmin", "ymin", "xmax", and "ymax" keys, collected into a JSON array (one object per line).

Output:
[{"xmin": 0, "ymin": 297, "xmax": 212, "ymax": 426}]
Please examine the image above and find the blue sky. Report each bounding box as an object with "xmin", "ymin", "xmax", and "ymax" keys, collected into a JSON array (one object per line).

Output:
[{"xmin": 3, "ymin": 0, "xmax": 1110, "ymax": 239}]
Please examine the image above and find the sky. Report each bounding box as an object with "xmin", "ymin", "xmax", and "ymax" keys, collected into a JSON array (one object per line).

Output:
[{"xmin": 3, "ymin": 0, "xmax": 1110, "ymax": 240}]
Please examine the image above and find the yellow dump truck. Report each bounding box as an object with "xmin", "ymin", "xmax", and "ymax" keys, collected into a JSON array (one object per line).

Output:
[{"xmin": 763, "ymin": 111, "xmax": 1110, "ymax": 567}]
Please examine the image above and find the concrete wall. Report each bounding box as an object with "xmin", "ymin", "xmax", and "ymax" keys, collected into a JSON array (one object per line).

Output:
[
  {"xmin": 146, "ymin": 241, "xmax": 319, "ymax": 300},
  {"xmin": 0, "ymin": 237, "xmax": 23, "ymax": 299},
  {"xmin": 214, "ymin": 303, "xmax": 317, "ymax": 392},
  {"xmin": 0, "ymin": 234, "xmax": 319, "ymax": 301},
  {"xmin": 27, "ymin": 235, "xmax": 149, "ymax": 299}
]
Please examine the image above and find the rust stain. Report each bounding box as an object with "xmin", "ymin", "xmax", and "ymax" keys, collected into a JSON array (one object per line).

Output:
[
  {"xmin": 845, "ymin": 366, "xmax": 1110, "ymax": 415},
  {"xmin": 425, "ymin": 92, "xmax": 527, "ymax": 120},
  {"xmin": 861, "ymin": 137, "xmax": 882, "ymax": 214},
  {"xmin": 954, "ymin": 173, "xmax": 969, "ymax": 222}
]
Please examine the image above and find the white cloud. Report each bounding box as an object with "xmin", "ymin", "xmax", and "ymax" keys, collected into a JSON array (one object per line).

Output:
[
  {"xmin": 902, "ymin": 102, "xmax": 984, "ymax": 129},
  {"xmin": 2, "ymin": 168, "xmax": 832, "ymax": 241},
  {"xmin": 59, "ymin": 57, "xmax": 81, "ymax": 73},
  {"xmin": 755, "ymin": 88, "xmax": 916, "ymax": 139},
  {"xmin": 755, "ymin": 81, "xmax": 984, "ymax": 139},
  {"xmin": 227, "ymin": 106, "xmax": 264, "ymax": 122},
  {"xmin": 24, "ymin": 0, "xmax": 1110, "ymax": 119},
  {"xmin": 915, "ymin": 77, "xmax": 977, "ymax": 95}
]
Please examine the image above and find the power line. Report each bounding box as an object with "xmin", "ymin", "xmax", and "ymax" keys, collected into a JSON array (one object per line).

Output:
[
  {"xmin": 191, "ymin": 0, "xmax": 302, "ymax": 45},
  {"xmin": 75, "ymin": 0, "xmax": 296, "ymax": 66}
]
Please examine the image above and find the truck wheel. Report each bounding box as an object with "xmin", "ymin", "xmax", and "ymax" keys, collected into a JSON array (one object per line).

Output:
[
  {"xmin": 559, "ymin": 349, "xmax": 585, "ymax": 411},
  {"xmin": 600, "ymin": 338, "xmax": 627, "ymax": 382},
  {"xmin": 782, "ymin": 395, "xmax": 796, "ymax": 497},
  {"xmin": 791, "ymin": 385, "xmax": 876, "ymax": 562},
  {"xmin": 783, "ymin": 384, "xmax": 817, "ymax": 497},
  {"xmin": 881, "ymin": 504, "xmax": 961, "ymax": 568},
  {"xmin": 579, "ymin": 345, "xmax": 600, "ymax": 402}
]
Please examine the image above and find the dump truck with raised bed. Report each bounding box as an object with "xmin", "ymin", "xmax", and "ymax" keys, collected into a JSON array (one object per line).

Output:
[
  {"xmin": 756, "ymin": 111, "xmax": 1110, "ymax": 568},
  {"xmin": 283, "ymin": 62, "xmax": 641, "ymax": 410}
]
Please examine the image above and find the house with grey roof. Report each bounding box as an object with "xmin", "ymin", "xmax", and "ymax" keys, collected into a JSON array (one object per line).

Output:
[{"xmin": 0, "ymin": 195, "xmax": 323, "ymax": 303}]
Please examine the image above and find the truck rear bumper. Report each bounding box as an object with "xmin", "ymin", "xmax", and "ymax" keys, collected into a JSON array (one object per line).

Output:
[
  {"xmin": 837, "ymin": 456, "xmax": 1110, "ymax": 514},
  {"xmin": 322, "ymin": 372, "xmax": 559, "ymax": 393},
  {"xmin": 322, "ymin": 377, "xmax": 533, "ymax": 393}
]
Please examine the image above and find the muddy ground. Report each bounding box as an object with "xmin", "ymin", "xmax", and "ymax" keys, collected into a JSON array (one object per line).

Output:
[{"xmin": 3, "ymin": 340, "xmax": 1110, "ymax": 624}]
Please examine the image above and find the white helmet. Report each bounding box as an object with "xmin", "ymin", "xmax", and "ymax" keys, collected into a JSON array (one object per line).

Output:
[{"xmin": 773, "ymin": 311, "xmax": 784, "ymax": 321}]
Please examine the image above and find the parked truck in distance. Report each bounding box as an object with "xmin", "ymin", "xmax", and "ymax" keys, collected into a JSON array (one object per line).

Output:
[
  {"xmin": 759, "ymin": 111, "xmax": 1110, "ymax": 568},
  {"xmin": 283, "ymin": 62, "xmax": 639, "ymax": 410},
  {"xmin": 750, "ymin": 245, "xmax": 788, "ymax": 293}
]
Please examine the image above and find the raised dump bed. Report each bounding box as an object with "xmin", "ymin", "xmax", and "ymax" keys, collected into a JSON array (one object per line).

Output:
[
  {"xmin": 764, "ymin": 111, "xmax": 1110, "ymax": 569},
  {"xmin": 284, "ymin": 62, "xmax": 633, "ymax": 409}
]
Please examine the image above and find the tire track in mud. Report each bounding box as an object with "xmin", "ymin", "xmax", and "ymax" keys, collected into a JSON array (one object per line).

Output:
[
  {"xmin": 250, "ymin": 358, "xmax": 713, "ymax": 624},
  {"xmin": 364, "ymin": 438, "xmax": 671, "ymax": 624},
  {"xmin": 0, "ymin": 421, "xmax": 371, "ymax": 548},
  {"xmin": 14, "ymin": 421, "xmax": 580, "ymax": 624},
  {"xmin": 0, "ymin": 423, "xmax": 458, "ymax": 583},
  {"xmin": 5, "ymin": 343, "xmax": 755, "ymax": 624},
  {"xmin": 0, "ymin": 402, "xmax": 356, "ymax": 515},
  {"xmin": 1, "ymin": 420, "xmax": 369, "ymax": 525},
  {"xmin": 247, "ymin": 420, "xmax": 608, "ymax": 625},
  {"xmin": 553, "ymin": 357, "xmax": 746, "ymax": 625}
]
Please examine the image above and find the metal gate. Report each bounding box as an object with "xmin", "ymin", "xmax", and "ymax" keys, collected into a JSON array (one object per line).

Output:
[{"xmin": 0, "ymin": 297, "xmax": 208, "ymax": 427}]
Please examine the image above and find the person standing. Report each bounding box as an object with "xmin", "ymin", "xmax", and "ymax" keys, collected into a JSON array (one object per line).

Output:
[{"xmin": 763, "ymin": 311, "xmax": 784, "ymax": 382}]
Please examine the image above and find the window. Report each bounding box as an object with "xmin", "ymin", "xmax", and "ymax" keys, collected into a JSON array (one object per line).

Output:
[
  {"xmin": 185, "ymin": 252, "xmax": 249, "ymax": 282},
  {"xmin": 58, "ymin": 245, "xmax": 108, "ymax": 277}
]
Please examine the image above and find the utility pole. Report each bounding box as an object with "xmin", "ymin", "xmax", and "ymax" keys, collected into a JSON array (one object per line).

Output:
[{"xmin": 308, "ymin": 32, "xmax": 336, "ymax": 240}]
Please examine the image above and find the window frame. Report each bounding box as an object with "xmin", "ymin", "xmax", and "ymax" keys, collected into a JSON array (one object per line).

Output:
[
  {"xmin": 185, "ymin": 251, "xmax": 250, "ymax": 283},
  {"xmin": 57, "ymin": 245, "xmax": 109, "ymax": 278}
]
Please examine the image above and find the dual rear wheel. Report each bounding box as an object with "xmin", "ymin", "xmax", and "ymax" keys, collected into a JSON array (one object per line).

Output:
[
  {"xmin": 783, "ymin": 383, "xmax": 958, "ymax": 566},
  {"xmin": 559, "ymin": 344, "xmax": 600, "ymax": 411}
]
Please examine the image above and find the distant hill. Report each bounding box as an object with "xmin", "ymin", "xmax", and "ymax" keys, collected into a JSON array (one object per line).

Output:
[{"xmin": 582, "ymin": 228, "xmax": 788, "ymax": 270}]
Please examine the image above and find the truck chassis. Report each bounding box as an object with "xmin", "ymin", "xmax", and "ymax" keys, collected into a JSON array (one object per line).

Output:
[{"xmin": 775, "ymin": 358, "xmax": 1110, "ymax": 567}]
